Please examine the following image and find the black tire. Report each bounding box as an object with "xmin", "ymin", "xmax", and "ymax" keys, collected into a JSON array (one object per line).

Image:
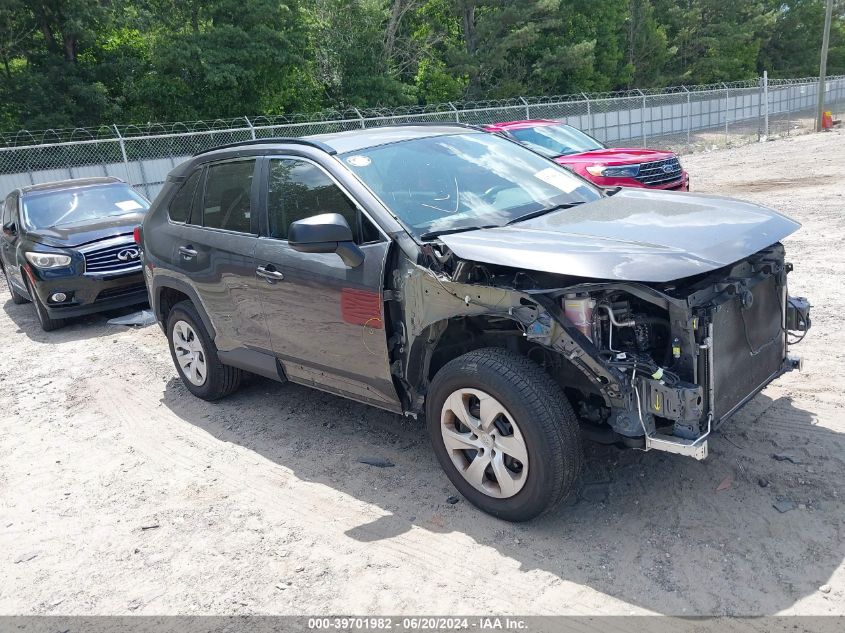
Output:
[
  {"xmin": 426, "ymin": 347, "xmax": 583, "ymax": 521},
  {"xmin": 166, "ymin": 300, "xmax": 242, "ymax": 400},
  {"xmin": 2, "ymin": 267, "xmax": 28, "ymax": 305},
  {"xmin": 25, "ymin": 277, "xmax": 65, "ymax": 331}
]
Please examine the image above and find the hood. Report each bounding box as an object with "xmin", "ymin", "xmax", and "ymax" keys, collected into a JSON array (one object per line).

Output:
[
  {"xmin": 438, "ymin": 189, "xmax": 800, "ymax": 283},
  {"xmin": 27, "ymin": 211, "xmax": 146, "ymax": 248},
  {"xmin": 555, "ymin": 147, "xmax": 675, "ymax": 166}
]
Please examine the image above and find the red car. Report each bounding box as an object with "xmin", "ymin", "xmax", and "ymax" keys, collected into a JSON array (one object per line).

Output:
[{"xmin": 485, "ymin": 119, "xmax": 689, "ymax": 191}]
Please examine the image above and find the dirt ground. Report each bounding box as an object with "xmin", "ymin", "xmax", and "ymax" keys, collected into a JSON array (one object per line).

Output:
[{"xmin": 1, "ymin": 131, "xmax": 844, "ymax": 617}]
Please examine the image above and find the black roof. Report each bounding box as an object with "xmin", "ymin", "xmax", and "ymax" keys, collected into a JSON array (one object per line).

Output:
[{"xmin": 21, "ymin": 176, "xmax": 124, "ymax": 195}]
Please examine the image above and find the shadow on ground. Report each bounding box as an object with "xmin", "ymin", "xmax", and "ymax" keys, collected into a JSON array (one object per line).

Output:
[
  {"xmin": 2, "ymin": 295, "xmax": 148, "ymax": 343},
  {"xmin": 158, "ymin": 372, "xmax": 844, "ymax": 615}
]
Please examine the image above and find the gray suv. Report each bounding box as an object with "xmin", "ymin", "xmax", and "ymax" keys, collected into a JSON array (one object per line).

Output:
[{"xmin": 140, "ymin": 125, "xmax": 810, "ymax": 521}]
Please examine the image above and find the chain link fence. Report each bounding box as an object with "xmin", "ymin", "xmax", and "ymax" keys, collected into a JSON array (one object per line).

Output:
[{"xmin": 1, "ymin": 74, "xmax": 843, "ymax": 201}]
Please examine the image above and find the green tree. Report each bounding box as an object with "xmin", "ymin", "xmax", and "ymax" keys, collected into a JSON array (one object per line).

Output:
[
  {"xmin": 761, "ymin": 0, "xmax": 845, "ymax": 77},
  {"xmin": 625, "ymin": 0, "xmax": 671, "ymax": 87},
  {"xmin": 1, "ymin": 0, "xmax": 844, "ymax": 132}
]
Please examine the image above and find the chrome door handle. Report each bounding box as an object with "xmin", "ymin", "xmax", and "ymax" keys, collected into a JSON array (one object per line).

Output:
[
  {"xmin": 179, "ymin": 245, "xmax": 198, "ymax": 258},
  {"xmin": 256, "ymin": 265, "xmax": 285, "ymax": 282}
]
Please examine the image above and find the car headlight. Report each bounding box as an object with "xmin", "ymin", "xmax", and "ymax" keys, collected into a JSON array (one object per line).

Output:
[
  {"xmin": 25, "ymin": 252, "xmax": 72, "ymax": 268},
  {"xmin": 586, "ymin": 164, "xmax": 640, "ymax": 178}
]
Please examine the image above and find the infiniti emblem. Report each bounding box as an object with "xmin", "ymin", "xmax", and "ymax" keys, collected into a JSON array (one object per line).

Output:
[{"xmin": 117, "ymin": 248, "xmax": 140, "ymax": 261}]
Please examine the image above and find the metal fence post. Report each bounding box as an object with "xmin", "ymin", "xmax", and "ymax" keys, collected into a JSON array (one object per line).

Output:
[
  {"xmin": 786, "ymin": 84, "xmax": 792, "ymax": 136},
  {"xmin": 353, "ymin": 108, "xmax": 365, "ymax": 129},
  {"xmin": 113, "ymin": 124, "xmax": 132, "ymax": 184},
  {"xmin": 244, "ymin": 116, "xmax": 256, "ymax": 140},
  {"xmin": 448, "ymin": 102, "xmax": 459, "ymax": 123},
  {"xmin": 582, "ymin": 93, "xmax": 592, "ymax": 135},
  {"xmin": 637, "ymin": 89, "xmax": 647, "ymax": 146},
  {"xmin": 762, "ymin": 71, "xmax": 769, "ymax": 140},
  {"xmin": 722, "ymin": 83, "xmax": 729, "ymax": 145},
  {"xmin": 519, "ymin": 96, "xmax": 530, "ymax": 120},
  {"xmin": 682, "ymin": 86, "xmax": 691, "ymax": 146}
]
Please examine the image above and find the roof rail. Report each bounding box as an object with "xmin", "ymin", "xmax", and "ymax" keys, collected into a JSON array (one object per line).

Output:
[
  {"xmin": 376, "ymin": 121, "xmax": 477, "ymax": 128},
  {"xmin": 193, "ymin": 137, "xmax": 337, "ymax": 157}
]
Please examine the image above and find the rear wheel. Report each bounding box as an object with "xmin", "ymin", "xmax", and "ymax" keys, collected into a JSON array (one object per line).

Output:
[
  {"xmin": 426, "ymin": 347, "xmax": 583, "ymax": 521},
  {"xmin": 25, "ymin": 277, "xmax": 65, "ymax": 331},
  {"xmin": 166, "ymin": 300, "xmax": 242, "ymax": 400},
  {"xmin": 3, "ymin": 267, "xmax": 28, "ymax": 305}
]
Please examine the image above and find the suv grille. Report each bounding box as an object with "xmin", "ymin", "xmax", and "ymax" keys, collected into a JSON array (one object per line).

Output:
[
  {"xmin": 635, "ymin": 157, "xmax": 683, "ymax": 186},
  {"xmin": 83, "ymin": 241, "xmax": 141, "ymax": 276}
]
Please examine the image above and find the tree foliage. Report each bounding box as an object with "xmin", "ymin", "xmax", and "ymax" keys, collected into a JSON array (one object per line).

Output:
[{"xmin": 0, "ymin": 0, "xmax": 842, "ymax": 130}]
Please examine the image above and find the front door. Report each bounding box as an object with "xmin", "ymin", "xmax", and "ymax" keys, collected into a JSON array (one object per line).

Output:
[{"xmin": 254, "ymin": 156, "xmax": 400, "ymax": 411}]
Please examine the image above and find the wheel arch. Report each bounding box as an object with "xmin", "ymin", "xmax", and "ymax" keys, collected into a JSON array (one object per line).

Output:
[
  {"xmin": 405, "ymin": 314, "xmax": 529, "ymax": 403},
  {"xmin": 152, "ymin": 277, "xmax": 216, "ymax": 338},
  {"xmin": 404, "ymin": 313, "xmax": 605, "ymax": 415}
]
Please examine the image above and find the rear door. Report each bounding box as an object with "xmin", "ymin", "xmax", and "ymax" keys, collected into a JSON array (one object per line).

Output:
[
  {"xmin": 254, "ymin": 156, "xmax": 400, "ymax": 411},
  {"xmin": 176, "ymin": 158, "xmax": 270, "ymax": 352}
]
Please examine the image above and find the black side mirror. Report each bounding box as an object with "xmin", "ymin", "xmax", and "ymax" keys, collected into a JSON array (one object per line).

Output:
[
  {"xmin": 288, "ymin": 213, "xmax": 364, "ymax": 268},
  {"xmin": 1, "ymin": 222, "xmax": 16, "ymax": 237}
]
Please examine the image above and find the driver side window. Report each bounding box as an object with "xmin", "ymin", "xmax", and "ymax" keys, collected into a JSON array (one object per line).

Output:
[{"xmin": 267, "ymin": 158, "xmax": 380, "ymax": 244}]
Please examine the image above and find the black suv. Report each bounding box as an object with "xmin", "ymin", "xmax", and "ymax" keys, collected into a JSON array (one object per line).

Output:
[
  {"xmin": 141, "ymin": 125, "xmax": 810, "ymax": 521},
  {"xmin": 1, "ymin": 177, "xmax": 150, "ymax": 330}
]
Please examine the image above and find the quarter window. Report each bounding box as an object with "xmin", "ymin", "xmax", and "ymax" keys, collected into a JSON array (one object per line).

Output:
[
  {"xmin": 202, "ymin": 160, "xmax": 255, "ymax": 233},
  {"xmin": 267, "ymin": 158, "xmax": 380, "ymax": 244},
  {"xmin": 168, "ymin": 170, "xmax": 201, "ymax": 223}
]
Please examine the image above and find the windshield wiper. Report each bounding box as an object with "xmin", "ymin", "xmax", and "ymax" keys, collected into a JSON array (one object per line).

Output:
[
  {"xmin": 419, "ymin": 224, "xmax": 499, "ymax": 241},
  {"xmin": 505, "ymin": 201, "xmax": 586, "ymax": 226}
]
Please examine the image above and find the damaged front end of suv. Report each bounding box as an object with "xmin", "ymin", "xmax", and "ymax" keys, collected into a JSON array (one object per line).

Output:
[{"xmin": 389, "ymin": 234, "xmax": 809, "ymax": 461}]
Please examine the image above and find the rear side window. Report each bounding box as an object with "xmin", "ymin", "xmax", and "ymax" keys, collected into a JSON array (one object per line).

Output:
[
  {"xmin": 267, "ymin": 158, "xmax": 380, "ymax": 244},
  {"xmin": 168, "ymin": 170, "xmax": 201, "ymax": 223},
  {"xmin": 202, "ymin": 160, "xmax": 255, "ymax": 233}
]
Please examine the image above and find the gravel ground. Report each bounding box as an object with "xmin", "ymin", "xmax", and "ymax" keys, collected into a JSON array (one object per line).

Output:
[{"xmin": 1, "ymin": 131, "xmax": 844, "ymax": 616}]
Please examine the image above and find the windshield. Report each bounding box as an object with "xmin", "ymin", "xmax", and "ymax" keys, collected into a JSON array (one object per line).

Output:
[
  {"xmin": 508, "ymin": 124, "xmax": 604, "ymax": 157},
  {"xmin": 22, "ymin": 184, "xmax": 149, "ymax": 230},
  {"xmin": 340, "ymin": 132, "xmax": 601, "ymax": 238}
]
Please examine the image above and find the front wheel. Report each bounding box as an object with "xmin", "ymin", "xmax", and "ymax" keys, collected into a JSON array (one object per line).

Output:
[
  {"xmin": 25, "ymin": 277, "xmax": 65, "ymax": 331},
  {"xmin": 426, "ymin": 347, "xmax": 583, "ymax": 521},
  {"xmin": 3, "ymin": 267, "xmax": 28, "ymax": 305}
]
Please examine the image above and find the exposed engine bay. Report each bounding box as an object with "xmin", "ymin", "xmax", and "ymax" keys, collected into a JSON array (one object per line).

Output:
[{"xmin": 390, "ymin": 241, "xmax": 810, "ymax": 460}]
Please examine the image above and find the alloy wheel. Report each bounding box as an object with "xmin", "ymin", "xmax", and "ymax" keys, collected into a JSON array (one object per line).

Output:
[
  {"xmin": 440, "ymin": 388, "xmax": 529, "ymax": 499},
  {"xmin": 172, "ymin": 320, "xmax": 208, "ymax": 386}
]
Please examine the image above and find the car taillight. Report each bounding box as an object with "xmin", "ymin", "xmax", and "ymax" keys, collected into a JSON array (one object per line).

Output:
[{"xmin": 133, "ymin": 226, "xmax": 142, "ymax": 245}]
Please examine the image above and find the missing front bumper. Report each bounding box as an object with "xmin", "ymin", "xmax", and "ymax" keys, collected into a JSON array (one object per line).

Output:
[{"xmin": 645, "ymin": 432, "xmax": 709, "ymax": 460}]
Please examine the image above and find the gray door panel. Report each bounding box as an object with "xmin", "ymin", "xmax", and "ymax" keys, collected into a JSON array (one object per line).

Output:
[
  {"xmin": 254, "ymin": 238, "xmax": 400, "ymax": 411},
  {"xmin": 176, "ymin": 227, "xmax": 269, "ymax": 353}
]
